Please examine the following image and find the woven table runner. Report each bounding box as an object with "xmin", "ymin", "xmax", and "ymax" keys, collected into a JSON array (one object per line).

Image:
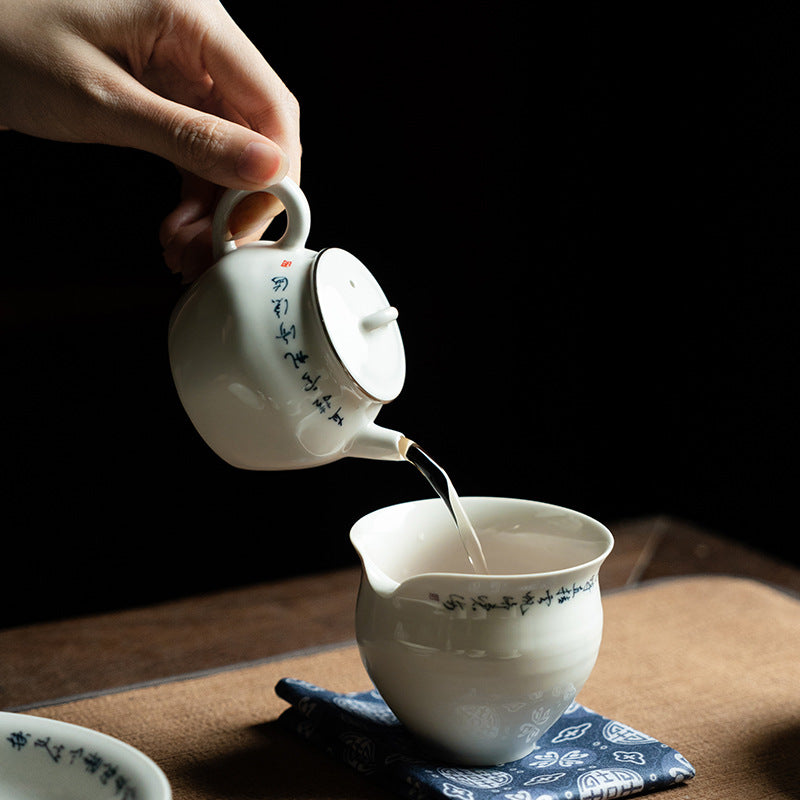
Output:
[{"xmin": 17, "ymin": 576, "xmax": 800, "ymax": 799}]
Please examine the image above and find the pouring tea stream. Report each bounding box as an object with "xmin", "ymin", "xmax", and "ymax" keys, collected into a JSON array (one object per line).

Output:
[{"xmin": 400, "ymin": 437, "xmax": 489, "ymax": 573}]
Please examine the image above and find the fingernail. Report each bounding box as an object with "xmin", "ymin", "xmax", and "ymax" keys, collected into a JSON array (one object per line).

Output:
[{"xmin": 236, "ymin": 141, "xmax": 288, "ymax": 186}]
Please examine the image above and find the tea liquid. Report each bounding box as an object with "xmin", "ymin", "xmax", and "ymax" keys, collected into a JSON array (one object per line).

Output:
[{"xmin": 400, "ymin": 437, "xmax": 489, "ymax": 573}]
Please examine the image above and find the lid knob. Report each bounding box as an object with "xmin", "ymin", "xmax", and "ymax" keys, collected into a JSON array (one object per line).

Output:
[{"xmin": 362, "ymin": 307, "xmax": 399, "ymax": 332}]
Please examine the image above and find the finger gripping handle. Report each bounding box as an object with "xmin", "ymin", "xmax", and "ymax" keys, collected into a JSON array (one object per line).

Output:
[{"xmin": 211, "ymin": 177, "xmax": 311, "ymax": 262}]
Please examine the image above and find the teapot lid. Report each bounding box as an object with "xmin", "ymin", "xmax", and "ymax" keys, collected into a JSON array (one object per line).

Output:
[{"xmin": 312, "ymin": 248, "xmax": 405, "ymax": 403}]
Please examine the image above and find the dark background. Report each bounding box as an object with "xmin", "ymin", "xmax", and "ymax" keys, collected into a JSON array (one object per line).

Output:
[{"xmin": 2, "ymin": 5, "xmax": 797, "ymax": 628}]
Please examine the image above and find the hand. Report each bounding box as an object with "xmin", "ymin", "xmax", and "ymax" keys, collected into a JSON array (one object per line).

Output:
[{"xmin": 0, "ymin": 0, "xmax": 301, "ymax": 281}]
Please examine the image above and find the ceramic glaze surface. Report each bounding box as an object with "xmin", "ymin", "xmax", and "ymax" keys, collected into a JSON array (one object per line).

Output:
[
  {"xmin": 168, "ymin": 178, "xmax": 405, "ymax": 470},
  {"xmin": 0, "ymin": 712, "xmax": 171, "ymax": 799},
  {"xmin": 351, "ymin": 497, "xmax": 614, "ymax": 766}
]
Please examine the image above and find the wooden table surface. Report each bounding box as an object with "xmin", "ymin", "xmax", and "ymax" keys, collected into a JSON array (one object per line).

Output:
[{"xmin": 2, "ymin": 515, "xmax": 799, "ymax": 711}]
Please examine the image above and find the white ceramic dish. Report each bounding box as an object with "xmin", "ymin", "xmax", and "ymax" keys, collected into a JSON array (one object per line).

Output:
[{"xmin": 0, "ymin": 711, "xmax": 171, "ymax": 799}]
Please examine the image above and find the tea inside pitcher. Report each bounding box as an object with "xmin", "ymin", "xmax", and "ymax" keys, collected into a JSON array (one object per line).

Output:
[{"xmin": 399, "ymin": 437, "xmax": 489, "ymax": 573}]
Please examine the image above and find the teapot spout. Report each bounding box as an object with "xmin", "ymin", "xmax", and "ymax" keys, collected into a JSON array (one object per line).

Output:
[{"xmin": 347, "ymin": 423, "xmax": 405, "ymax": 461}]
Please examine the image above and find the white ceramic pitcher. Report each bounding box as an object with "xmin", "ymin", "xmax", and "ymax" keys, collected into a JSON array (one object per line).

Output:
[
  {"xmin": 351, "ymin": 497, "xmax": 614, "ymax": 765},
  {"xmin": 168, "ymin": 178, "xmax": 406, "ymax": 470}
]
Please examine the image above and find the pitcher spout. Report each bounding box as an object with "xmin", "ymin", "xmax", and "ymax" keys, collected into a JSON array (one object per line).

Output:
[{"xmin": 347, "ymin": 423, "xmax": 405, "ymax": 461}]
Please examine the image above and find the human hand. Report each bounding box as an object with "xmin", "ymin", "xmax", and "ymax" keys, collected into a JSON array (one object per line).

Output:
[{"xmin": 0, "ymin": 0, "xmax": 301, "ymax": 281}]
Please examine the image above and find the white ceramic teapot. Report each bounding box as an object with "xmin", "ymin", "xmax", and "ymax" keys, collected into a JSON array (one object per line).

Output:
[{"xmin": 168, "ymin": 178, "xmax": 406, "ymax": 470}]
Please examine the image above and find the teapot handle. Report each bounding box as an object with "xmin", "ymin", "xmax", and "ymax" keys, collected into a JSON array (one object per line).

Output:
[{"xmin": 211, "ymin": 177, "xmax": 311, "ymax": 262}]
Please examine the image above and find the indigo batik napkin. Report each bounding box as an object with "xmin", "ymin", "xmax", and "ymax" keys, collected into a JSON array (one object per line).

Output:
[{"xmin": 275, "ymin": 678, "xmax": 694, "ymax": 800}]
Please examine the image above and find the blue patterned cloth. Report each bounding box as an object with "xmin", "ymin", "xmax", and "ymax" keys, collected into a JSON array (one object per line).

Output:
[{"xmin": 275, "ymin": 678, "xmax": 695, "ymax": 799}]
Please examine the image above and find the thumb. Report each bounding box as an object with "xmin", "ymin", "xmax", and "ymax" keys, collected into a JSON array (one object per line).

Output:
[{"xmin": 116, "ymin": 90, "xmax": 289, "ymax": 189}]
